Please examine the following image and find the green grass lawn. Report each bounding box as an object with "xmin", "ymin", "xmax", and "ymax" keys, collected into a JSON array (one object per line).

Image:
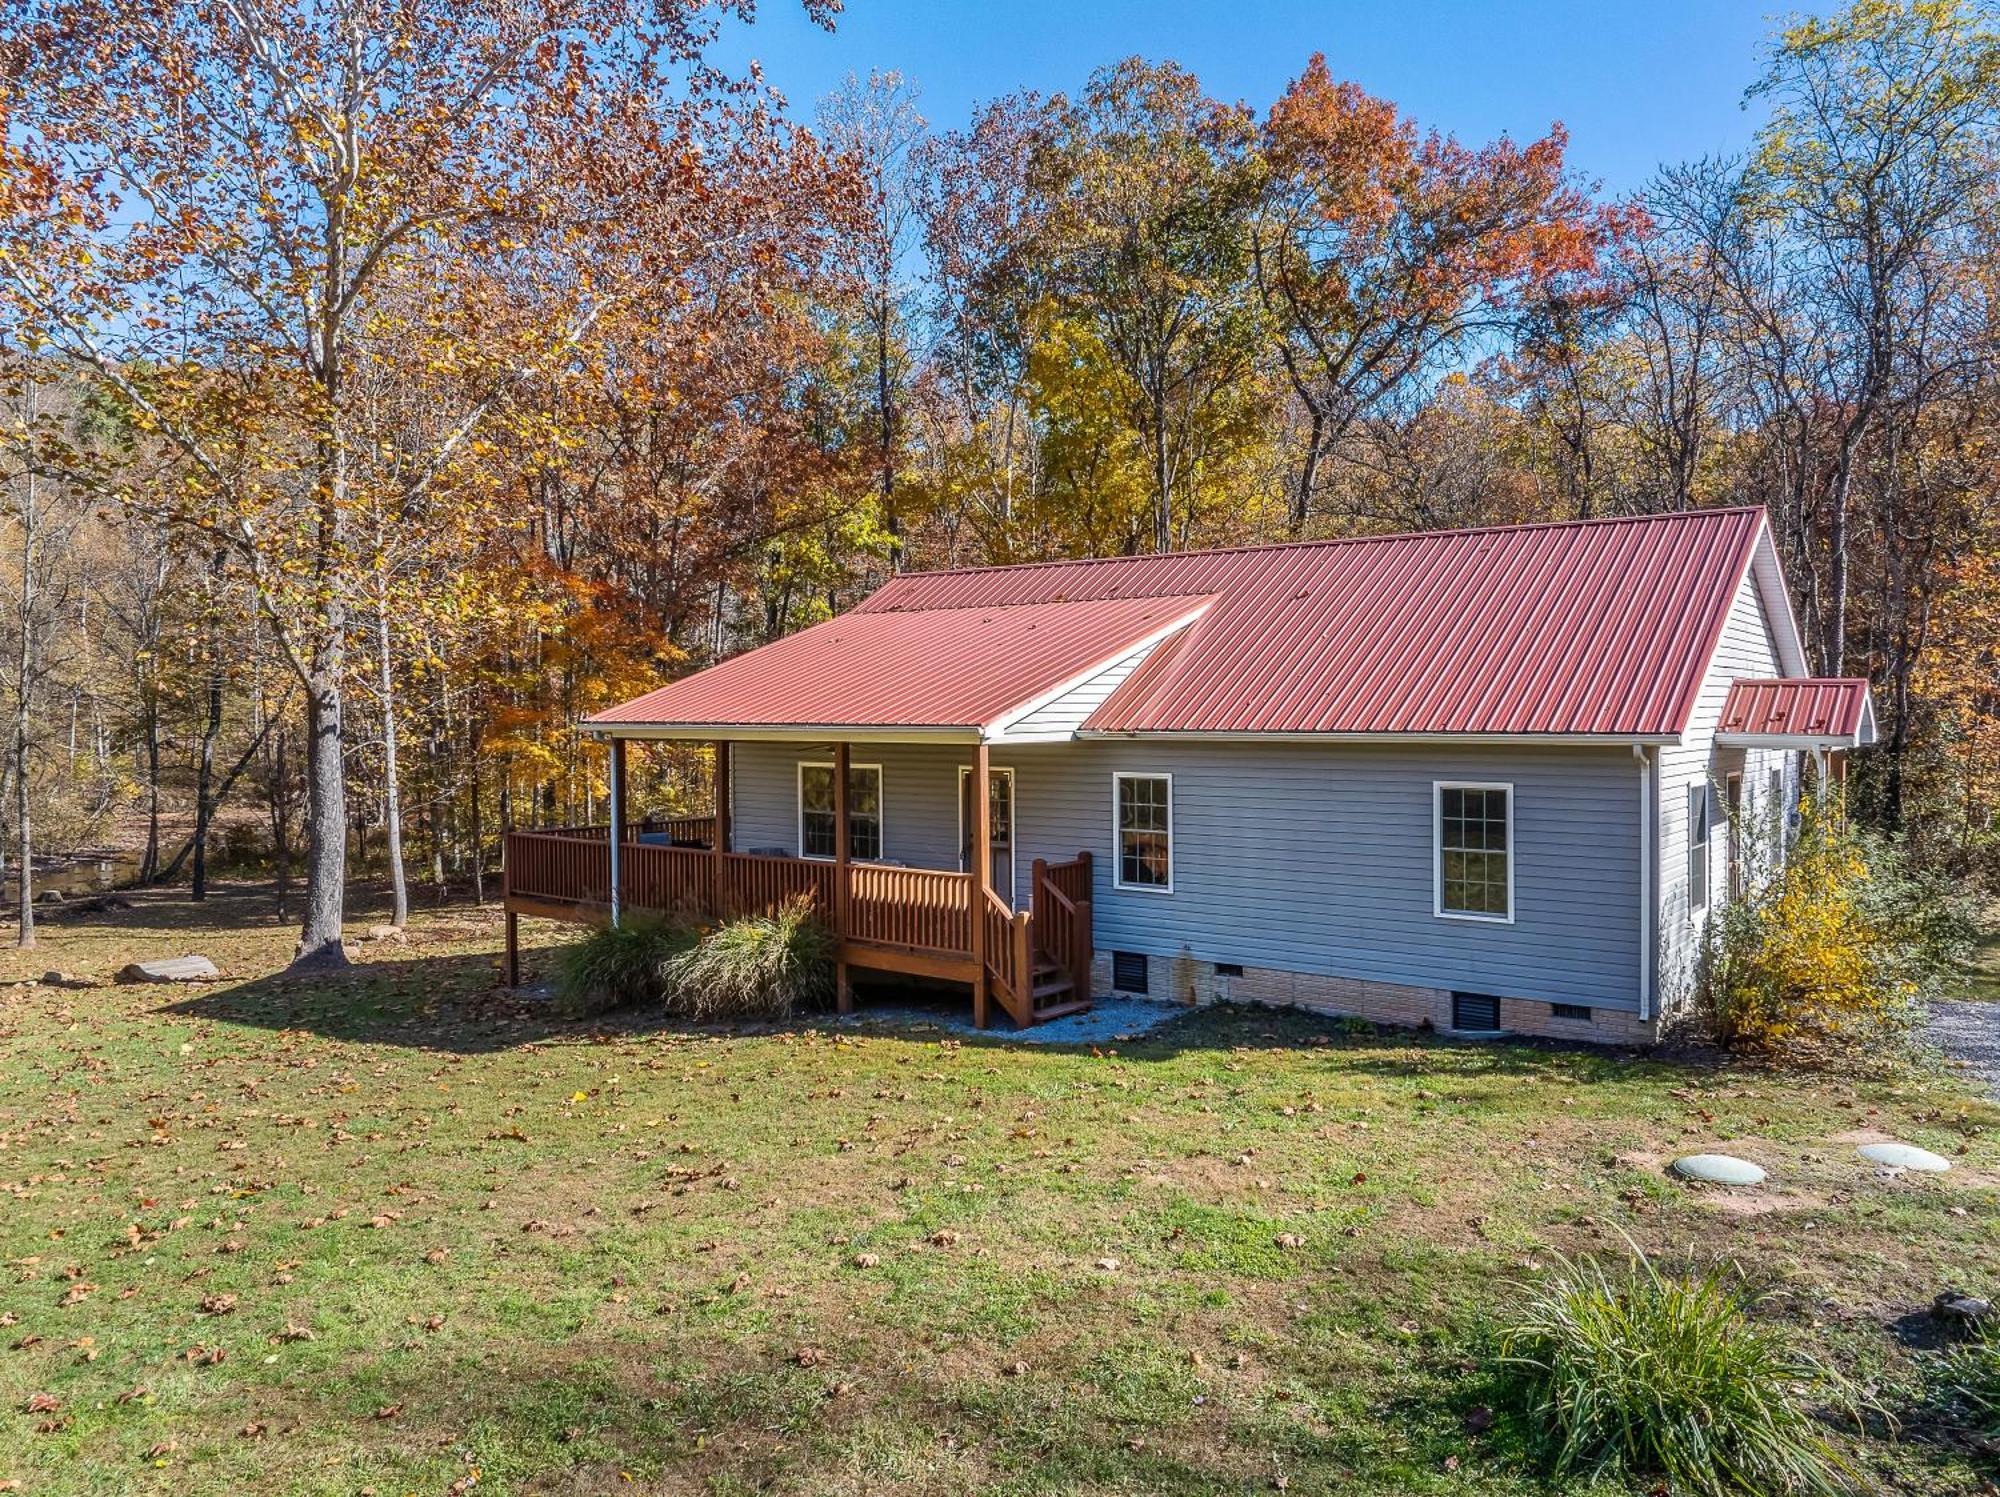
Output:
[{"xmin": 1, "ymin": 884, "xmax": 1996, "ymax": 1495}]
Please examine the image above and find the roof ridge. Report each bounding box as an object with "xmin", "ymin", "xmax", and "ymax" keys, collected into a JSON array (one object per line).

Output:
[{"xmin": 874, "ymin": 506, "xmax": 1767, "ymax": 588}]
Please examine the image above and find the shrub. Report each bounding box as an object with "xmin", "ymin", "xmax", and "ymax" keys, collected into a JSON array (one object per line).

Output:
[
  {"xmin": 661, "ymin": 895, "xmax": 834, "ymax": 1021},
  {"xmin": 552, "ymin": 915, "xmax": 685, "ymax": 1017},
  {"xmin": 1703, "ymin": 792, "xmax": 1975, "ymax": 1061},
  {"xmin": 1499, "ymin": 1246, "xmax": 1852, "ymax": 1497}
]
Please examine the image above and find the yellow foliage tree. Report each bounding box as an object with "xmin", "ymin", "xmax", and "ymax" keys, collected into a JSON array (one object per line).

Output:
[{"xmin": 1704, "ymin": 795, "xmax": 1921, "ymax": 1059}]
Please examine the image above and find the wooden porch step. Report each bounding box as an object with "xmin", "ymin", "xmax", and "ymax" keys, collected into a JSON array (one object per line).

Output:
[{"xmin": 1030, "ymin": 998, "xmax": 1094, "ymax": 1022}]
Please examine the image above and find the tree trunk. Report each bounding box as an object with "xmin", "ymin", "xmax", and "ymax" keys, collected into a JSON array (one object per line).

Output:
[
  {"xmin": 375, "ymin": 598, "xmax": 408, "ymax": 925},
  {"xmin": 294, "ymin": 646, "xmax": 348, "ymax": 967},
  {"xmin": 13, "ymin": 457, "xmax": 34, "ymax": 949},
  {"xmin": 270, "ymin": 723, "xmax": 291, "ymax": 923},
  {"xmin": 14, "ymin": 706, "xmax": 29, "ymax": 950},
  {"xmin": 1291, "ymin": 407, "xmax": 1324, "ymax": 533},
  {"xmin": 191, "ymin": 552, "xmax": 225, "ymax": 901}
]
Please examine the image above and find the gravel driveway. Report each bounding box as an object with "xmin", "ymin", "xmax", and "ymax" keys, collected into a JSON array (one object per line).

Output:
[{"xmin": 1930, "ymin": 1000, "xmax": 2000, "ymax": 1098}]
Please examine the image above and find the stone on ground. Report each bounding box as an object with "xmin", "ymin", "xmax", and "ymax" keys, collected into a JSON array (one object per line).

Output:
[
  {"xmin": 1670, "ymin": 1153, "xmax": 1767, "ymax": 1186},
  {"xmin": 40, "ymin": 971, "xmax": 100, "ymax": 989},
  {"xmin": 115, "ymin": 955, "xmax": 220, "ymax": 984},
  {"xmin": 1858, "ymin": 1140, "xmax": 1952, "ymax": 1173}
]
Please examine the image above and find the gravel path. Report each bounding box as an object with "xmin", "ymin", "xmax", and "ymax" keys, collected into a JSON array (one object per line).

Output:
[{"xmin": 1929, "ymin": 1000, "xmax": 2000, "ymax": 1098}]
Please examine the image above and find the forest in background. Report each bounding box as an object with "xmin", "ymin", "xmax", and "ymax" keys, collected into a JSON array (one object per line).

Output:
[{"xmin": 0, "ymin": 0, "xmax": 1993, "ymax": 961}]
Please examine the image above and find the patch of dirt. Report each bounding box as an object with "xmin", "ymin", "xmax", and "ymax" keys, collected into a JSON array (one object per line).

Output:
[{"xmin": 1692, "ymin": 1187, "xmax": 1826, "ymax": 1216}]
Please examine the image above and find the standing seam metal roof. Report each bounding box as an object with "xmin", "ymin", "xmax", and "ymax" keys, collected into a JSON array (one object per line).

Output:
[{"xmin": 591, "ymin": 507, "xmax": 1780, "ymax": 739}]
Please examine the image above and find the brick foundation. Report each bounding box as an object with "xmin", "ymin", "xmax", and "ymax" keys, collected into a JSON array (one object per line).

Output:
[{"xmin": 1093, "ymin": 951, "xmax": 1656, "ymax": 1046}]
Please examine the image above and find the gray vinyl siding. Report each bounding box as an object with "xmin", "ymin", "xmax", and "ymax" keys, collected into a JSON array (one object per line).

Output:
[
  {"xmin": 730, "ymin": 737, "xmax": 1644, "ymax": 1012},
  {"xmin": 1654, "ymin": 565, "xmax": 1799, "ymax": 1013}
]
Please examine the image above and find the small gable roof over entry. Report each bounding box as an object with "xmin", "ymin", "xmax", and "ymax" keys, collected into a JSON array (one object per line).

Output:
[
  {"xmin": 1716, "ymin": 677, "xmax": 1877, "ymax": 748},
  {"xmin": 587, "ymin": 507, "xmax": 1806, "ymax": 742}
]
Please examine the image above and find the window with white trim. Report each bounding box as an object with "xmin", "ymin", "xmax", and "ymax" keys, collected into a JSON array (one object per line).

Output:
[
  {"xmin": 1113, "ymin": 773, "xmax": 1172, "ymax": 891},
  {"xmin": 1435, "ymin": 782, "xmax": 1512, "ymax": 921},
  {"xmin": 799, "ymin": 762, "xmax": 882, "ymax": 861},
  {"xmin": 1688, "ymin": 781, "xmax": 1710, "ymax": 912}
]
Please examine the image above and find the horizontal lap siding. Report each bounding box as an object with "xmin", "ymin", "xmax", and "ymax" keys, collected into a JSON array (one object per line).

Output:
[
  {"xmin": 1003, "ymin": 640, "xmax": 1161, "ymax": 738},
  {"xmin": 732, "ymin": 738, "xmax": 1642, "ymax": 1012},
  {"xmin": 1655, "ymin": 565, "xmax": 1798, "ymax": 1013}
]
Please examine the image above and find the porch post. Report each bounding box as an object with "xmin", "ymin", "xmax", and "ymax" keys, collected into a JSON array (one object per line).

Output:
[
  {"xmin": 834, "ymin": 740, "xmax": 852, "ymax": 1014},
  {"xmin": 608, "ymin": 735, "xmax": 626, "ymax": 927},
  {"xmin": 711, "ymin": 740, "xmax": 730, "ymax": 920},
  {"xmin": 969, "ymin": 740, "xmax": 992, "ymax": 1028}
]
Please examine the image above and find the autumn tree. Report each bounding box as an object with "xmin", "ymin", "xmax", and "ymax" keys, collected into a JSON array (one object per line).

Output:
[
  {"xmin": 1258, "ymin": 54, "xmax": 1618, "ymax": 531},
  {"xmin": 1028, "ymin": 59, "xmax": 1267, "ymax": 553},
  {"xmin": 1742, "ymin": 0, "xmax": 2000, "ymax": 676},
  {"xmin": 0, "ymin": 0, "xmax": 840, "ymax": 964},
  {"xmin": 819, "ymin": 70, "xmax": 929, "ymax": 572}
]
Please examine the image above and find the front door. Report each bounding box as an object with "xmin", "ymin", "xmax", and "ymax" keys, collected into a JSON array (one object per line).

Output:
[{"xmin": 959, "ymin": 767, "xmax": 1014, "ymax": 906}]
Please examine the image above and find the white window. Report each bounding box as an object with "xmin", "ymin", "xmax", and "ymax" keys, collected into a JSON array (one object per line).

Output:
[
  {"xmin": 1434, "ymin": 782, "xmax": 1513, "ymax": 922},
  {"xmin": 798, "ymin": 762, "xmax": 882, "ymax": 861},
  {"xmin": 1688, "ymin": 781, "xmax": 1710, "ymax": 913},
  {"xmin": 1113, "ymin": 773, "xmax": 1173, "ymax": 892}
]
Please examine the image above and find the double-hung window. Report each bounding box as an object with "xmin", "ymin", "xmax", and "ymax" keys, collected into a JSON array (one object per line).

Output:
[
  {"xmin": 1113, "ymin": 773, "xmax": 1173, "ymax": 892},
  {"xmin": 799, "ymin": 762, "xmax": 882, "ymax": 861},
  {"xmin": 1435, "ymin": 782, "xmax": 1513, "ymax": 922}
]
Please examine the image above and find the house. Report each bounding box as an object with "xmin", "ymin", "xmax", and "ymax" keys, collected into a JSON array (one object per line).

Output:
[{"xmin": 502, "ymin": 505, "xmax": 1876, "ymax": 1042}]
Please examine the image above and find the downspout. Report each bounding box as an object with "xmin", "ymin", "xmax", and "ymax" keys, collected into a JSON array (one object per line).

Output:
[
  {"xmin": 608, "ymin": 736, "xmax": 625, "ymax": 929},
  {"xmin": 1633, "ymin": 743, "xmax": 1654, "ymax": 1023}
]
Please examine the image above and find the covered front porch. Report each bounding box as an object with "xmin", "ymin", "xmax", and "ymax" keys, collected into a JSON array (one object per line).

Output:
[{"xmin": 501, "ymin": 738, "xmax": 1094, "ymax": 1029}]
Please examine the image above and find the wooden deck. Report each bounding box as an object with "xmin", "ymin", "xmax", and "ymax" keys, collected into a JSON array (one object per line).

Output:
[{"xmin": 501, "ymin": 819, "xmax": 1093, "ymax": 1028}]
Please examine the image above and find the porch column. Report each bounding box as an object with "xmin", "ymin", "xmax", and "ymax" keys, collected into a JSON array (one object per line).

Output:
[
  {"xmin": 969, "ymin": 740, "xmax": 992, "ymax": 1029},
  {"xmin": 711, "ymin": 740, "xmax": 730, "ymax": 920},
  {"xmin": 607, "ymin": 736, "xmax": 626, "ymax": 927},
  {"xmin": 834, "ymin": 740, "xmax": 852, "ymax": 1014}
]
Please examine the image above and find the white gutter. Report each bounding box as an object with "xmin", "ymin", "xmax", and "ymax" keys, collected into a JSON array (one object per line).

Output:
[
  {"xmin": 1077, "ymin": 729, "xmax": 1683, "ymax": 747},
  {"xmin": 577, "ymin": 723, "xmax": 982, "ymax": 744}
]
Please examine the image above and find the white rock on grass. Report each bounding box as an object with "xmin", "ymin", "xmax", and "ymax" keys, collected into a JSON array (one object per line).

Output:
[
  {"xmin": 115, "ymin": 956, "xmax": 220, "ymax": 984},
  {"xmin": 1669, "ymin": 1153, "xmax": 1767, "ymax": 1186},
  {"xmin": 1858, "ymin": 1141, "xmax": 1952, "ymax": 1173}
]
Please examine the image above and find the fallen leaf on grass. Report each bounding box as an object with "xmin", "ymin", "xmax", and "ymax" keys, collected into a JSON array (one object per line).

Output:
[
  {"xmin": 21, "ymin": 1392, "xmax": 57, "ymax": 1414},
  {"xmin": 199, "ymin": 1293, "xmax": 236, "ymax": 1315}
]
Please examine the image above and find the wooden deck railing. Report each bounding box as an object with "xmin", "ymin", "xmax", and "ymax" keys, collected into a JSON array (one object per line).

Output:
[
  {"xmin": 849, "ymin": 863, "xmax": 972, "ymax": 951},
  {"xmin": 981, "ymin": 888, "xmax": 1033, "ymax": 1026},
  {"xmin": 1032, "ymin": 851, "xmax": 1094, "ymax": 1003},
  {"xmin": 504, "ymin": 825, "xmax": 1091, "ymax": 1027}
]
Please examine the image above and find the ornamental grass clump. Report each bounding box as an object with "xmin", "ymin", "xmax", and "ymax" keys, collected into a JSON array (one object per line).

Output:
[
  {"xmin": 661, "ymin": 895, "xmax": 834, "ymax": 1021},
  {"xmin": 552, "ymin": 915, "xmax": 685, "ymax": 1016},
  {"xmin": 1499, "ymin": 1246, "xmax": 1853, "ymax": 1497},
  {"xmin": 1934, "ymin": 1331, "xmax": 2000, "ymax": 1443}
]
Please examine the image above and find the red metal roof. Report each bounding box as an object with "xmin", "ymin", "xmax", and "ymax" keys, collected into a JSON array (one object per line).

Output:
[
  {"xmin": 592, "ymin": 507, "xmax": 1781, "ymax": 739},
  {"xmin": 1718, "ymin": 677, "xmax": 1874, "ymax": 743},
  {"xmin": 861, "ymin": 507, "xmax": 1767, "ymax": 737},
  {"xmin": 586, "ymin": 593, "xmax": 1213, "ymax": 731}
]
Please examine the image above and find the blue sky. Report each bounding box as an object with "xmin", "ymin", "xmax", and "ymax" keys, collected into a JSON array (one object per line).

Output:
[{"xmin": 714, "ymin": 0, "xmax": 1814, "ymax": 195}]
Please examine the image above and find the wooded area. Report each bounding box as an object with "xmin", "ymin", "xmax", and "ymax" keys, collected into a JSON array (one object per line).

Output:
[{"xmin": 0, "ymin": 0, "xmax": 1993, "ymax": 963}]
